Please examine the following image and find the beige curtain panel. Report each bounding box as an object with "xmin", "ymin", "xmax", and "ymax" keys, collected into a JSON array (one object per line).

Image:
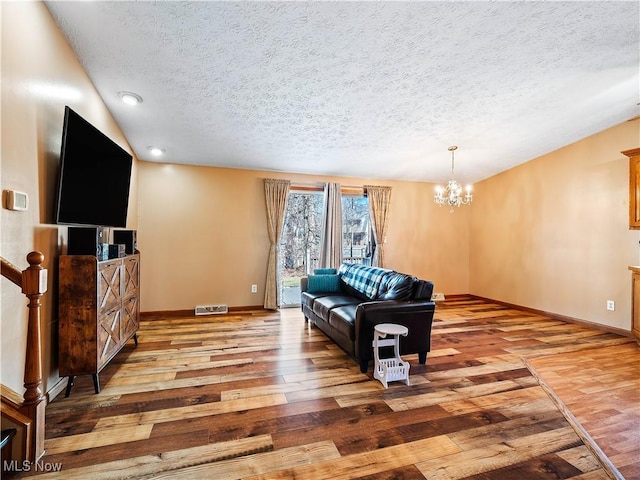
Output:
[
  {"xmin": 319, "ymin": 182, "xmax": 343, "ymax": 269},
  {"xmin": 263, "ymin": 178, "xmax": 290, "ymax": 309},
  {"xmin": 364, "ymin": 185, "xmax": 392, "ymax": 268}
]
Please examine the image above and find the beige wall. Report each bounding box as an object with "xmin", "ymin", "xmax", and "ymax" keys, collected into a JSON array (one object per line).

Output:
[
  {"xmin": 137, "ymin": 163, "xmax": 469, "ymax": 311},
  {"xmin": 470, "ymin": 118, "xmax": 640, "ymax": 331},
  {"xmin": 1, "ymin": 2, "xmax": 138, "ymax": 396}
]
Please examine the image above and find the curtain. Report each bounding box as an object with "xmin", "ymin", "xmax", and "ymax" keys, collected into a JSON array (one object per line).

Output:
[
  {"xmin": 319, "ymin": 183, "xmax": 343, "ymax": 269},
  {"xmin": 365, "ymin": 185, "xmax": 392, "ymax": 268},
  {"xmin": 263, "ymin": 178, "xmax": 290, "ymax": 309}
]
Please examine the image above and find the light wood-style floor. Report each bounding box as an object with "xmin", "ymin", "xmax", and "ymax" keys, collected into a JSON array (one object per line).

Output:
[
  {"xmin": 11, "ymin": 297, "xmax": 640, "ymax": 479},
  {"xmin": 527, "ymin": 342, "xmax": 640, "ymax": 479}
]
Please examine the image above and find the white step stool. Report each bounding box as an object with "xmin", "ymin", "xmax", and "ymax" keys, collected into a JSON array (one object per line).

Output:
[{"xmin": 373, "ymin": 323, "xmax": 410, "ymax": 388}]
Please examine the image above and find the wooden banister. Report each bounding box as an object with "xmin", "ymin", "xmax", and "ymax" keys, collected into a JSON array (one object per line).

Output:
[
  {"xmin": 0, "ymin": 251, "xmax": 47, "ymax": 462},
  {"xmin": 1, "ymin": 256, "xmax": 22, "ymax": 287}
]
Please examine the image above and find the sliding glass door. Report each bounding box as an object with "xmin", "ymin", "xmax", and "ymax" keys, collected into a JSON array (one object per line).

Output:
[
  {"xmin": 278, "ymin": 191, "xmax": 324, "ymax": 307},
  {"xmin": 277, "ymin": 189, "xmax": 374, "ymax": 307}
]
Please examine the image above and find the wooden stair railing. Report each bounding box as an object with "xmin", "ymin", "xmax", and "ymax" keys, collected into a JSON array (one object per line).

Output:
[{"xmin": 1, "ymin": 252, "xmax": 47, "ymax": 462}]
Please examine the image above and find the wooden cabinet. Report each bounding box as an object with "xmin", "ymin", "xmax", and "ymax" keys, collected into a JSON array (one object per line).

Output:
[
  {"xmin": 58, "ymin": 254, "xmax": 140, "ymax": 395},
  {"xmin": 629, "ymin": 266, "xmax": 640, "ymax": 345},
  {"xmin": 626, "ymin": 148, "xmax": 640, "ymax": 344},
  {"xmin": 624, "ymin": 148, "xmax": 640, "ymax": 229}
]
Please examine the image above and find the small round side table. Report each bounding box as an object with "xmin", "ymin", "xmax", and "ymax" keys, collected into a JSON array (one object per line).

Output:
[{"xmin": 372, "ymin": 323, "xmax": 411, "ymax": 388}]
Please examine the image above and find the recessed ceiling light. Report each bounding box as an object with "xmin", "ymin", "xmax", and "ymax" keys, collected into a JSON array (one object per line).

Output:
[
  {"xmin": 118, "ymin": 91, "xmax": 143, "ymax": 105},
  {"xmin": 148, "ymin": 146, "xmax": 165, "ymax": 156}
]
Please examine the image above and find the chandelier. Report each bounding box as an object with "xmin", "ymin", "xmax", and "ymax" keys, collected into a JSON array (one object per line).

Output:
[{"xmin": 434, "ymin": 146, "xmax": 472, "ymax": 211}]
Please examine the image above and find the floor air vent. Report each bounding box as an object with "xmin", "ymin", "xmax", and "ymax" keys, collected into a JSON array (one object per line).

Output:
[
  {"xmin": 431, "ymin": 293, "xmax": 445, "ymax": 301},
  {"xmin": 195, "ymin": 304, "xmax": 228, "ymax": 316}
]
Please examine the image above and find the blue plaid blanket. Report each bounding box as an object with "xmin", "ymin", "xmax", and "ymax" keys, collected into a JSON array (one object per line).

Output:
[{"xmin": 338, "ymin": 263, "xmax": 393, "ymax": 300}]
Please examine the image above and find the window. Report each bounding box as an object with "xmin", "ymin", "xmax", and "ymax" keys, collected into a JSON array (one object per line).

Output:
[{"xmin": 342, "ymin": 194, "xmax": 374, "ymax": 266}]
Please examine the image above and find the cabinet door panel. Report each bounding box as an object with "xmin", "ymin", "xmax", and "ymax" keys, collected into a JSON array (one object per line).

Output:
[
  {"xmin": 632, "ymin": 272, "xmax": 640, "ymax": 343},
  {"xmin": 98, "ymin": 308, "xmax": 121, "ymax": 369},
  {"xmin": 98, "ymin": 261, "xmax": 122, "ymax": 310},
  {"xmin": 625, "ymin": 149, "xmax": 640, "ymax": 229},
  {"xmin": 122, "ymin": 296, "xmax": 139, "ymax": 340},
  {"xmin": 123, "ymin": 256, "xmax": 139, "ymax": 298}
]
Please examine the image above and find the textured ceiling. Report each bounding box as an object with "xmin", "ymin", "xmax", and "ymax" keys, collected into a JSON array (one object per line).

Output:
[{"xmin": 45, "ymin": 1, "xmax": 639, "ymax": 183}]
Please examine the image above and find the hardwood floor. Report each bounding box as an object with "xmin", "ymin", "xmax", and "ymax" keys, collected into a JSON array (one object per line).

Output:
[
  {"xmin": 9, "ymin": 297, "xmax": 639, "ymax": 479},
  {"xmin": 527, "ymin": 342, "xmax": 640, "ymax": 479}
]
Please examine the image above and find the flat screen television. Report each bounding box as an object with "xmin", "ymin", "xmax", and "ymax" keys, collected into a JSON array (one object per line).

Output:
[{"xmin": 55, "ymin": 106, "xmax": 133, "ymax": 228}]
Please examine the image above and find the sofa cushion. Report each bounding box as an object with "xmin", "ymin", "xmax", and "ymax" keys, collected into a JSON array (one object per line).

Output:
[
  {"xmin": 314, "ymin": 268, "xmax": 337, "ymax": 275},
  {"xmin": 307, "ymin": 274, "xmax": 341, "ymax": 293},
  {"xmin": 301, "ymin": 291, "xmax": 332, "ymax": 311},
  {"xmin": 376, "ymin": 272, "xmax": 415, "ymax": 301},
  {"xmin": 338, "ymin": 263, "xmax": 393, "ymax": 300},
  {"xmin": 338, "ymin": 280, "xmax": 370, "ymax": 302},
  {"xmin": 411, "ymin": 279, "xmax": 434, "ymax": 300},
  {"xmin": 313, "ymin": 295, "xmax": 360, "ymax": 319},
  {"xmin": 328, "ymin": 305, "xmax": 357, "ymax": 340}
]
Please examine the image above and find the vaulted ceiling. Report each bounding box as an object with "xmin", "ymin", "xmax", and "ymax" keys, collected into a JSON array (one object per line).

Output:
[{"xmin": 45, "ymin": 1, "xmax": 639, "ymax": 183}]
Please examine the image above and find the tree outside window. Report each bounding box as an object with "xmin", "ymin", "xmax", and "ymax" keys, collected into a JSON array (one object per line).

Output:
[{"xmin": 342, "ymin": 195, "xmax": 373, "ymax": 266}]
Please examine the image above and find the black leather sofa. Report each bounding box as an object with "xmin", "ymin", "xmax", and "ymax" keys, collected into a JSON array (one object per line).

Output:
[{"xmin": 300, "ymin": 263, "xmax": 436, "ymax": 373}]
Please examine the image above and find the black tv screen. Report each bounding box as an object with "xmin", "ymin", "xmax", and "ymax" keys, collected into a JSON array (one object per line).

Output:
[{"xmin": 55, "ymin": 106, "xmax": 133, "ymax": 228}]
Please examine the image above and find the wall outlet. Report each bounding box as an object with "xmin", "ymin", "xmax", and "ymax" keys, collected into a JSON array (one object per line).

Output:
[
  {"xmin": 251, "ymin": 284, "xmax": 258, "ymax": 294},
  {"xmin": 606, "ymin": 300, "xmax": 615, "ymax": 311}
]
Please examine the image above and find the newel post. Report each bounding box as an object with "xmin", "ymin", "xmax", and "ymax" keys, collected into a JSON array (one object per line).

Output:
[
  {"xmin": 20, "ymin": 251, "xmax": 47, "ymax": 461},
  {"xmin": 21, "ymin": 251, "xmax": 46, "ymax": 405}
]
